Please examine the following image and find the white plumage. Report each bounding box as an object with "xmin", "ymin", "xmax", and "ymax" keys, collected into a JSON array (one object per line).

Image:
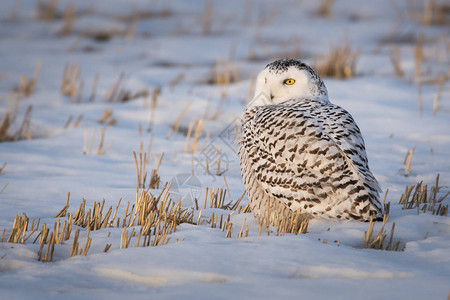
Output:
[{"xmin": 239, "ymin": 59, "xmax": 382, "ymax": 222}]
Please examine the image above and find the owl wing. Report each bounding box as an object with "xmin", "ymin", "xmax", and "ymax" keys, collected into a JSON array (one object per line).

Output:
[
  {"xmin": 318, "ymin": 102, "xmax": 381, "ymax": 196},
  {"xmin": 241, "ymin": 99, "xmax": 381, "ymax": 219}
]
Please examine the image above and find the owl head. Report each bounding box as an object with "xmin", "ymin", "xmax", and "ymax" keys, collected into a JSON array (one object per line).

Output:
[{"xmin": 249, "ymin": 58, "xmax": 329, "ymax": 107}]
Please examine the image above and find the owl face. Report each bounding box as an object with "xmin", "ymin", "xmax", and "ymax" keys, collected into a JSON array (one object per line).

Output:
[{"xmin": 249, "ymin": 59, "xmax": 328, "ymax": 107}]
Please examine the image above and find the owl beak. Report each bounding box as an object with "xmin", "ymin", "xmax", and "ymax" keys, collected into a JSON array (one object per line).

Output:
[{"xmin": 270, "ymin": 93, "xmax": 274, "ymax": 100}]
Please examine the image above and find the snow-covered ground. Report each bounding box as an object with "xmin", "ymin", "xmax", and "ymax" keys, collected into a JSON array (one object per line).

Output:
[{"xmin": 0, "ymin": 0, "xmax": 449, "ymax": 299}]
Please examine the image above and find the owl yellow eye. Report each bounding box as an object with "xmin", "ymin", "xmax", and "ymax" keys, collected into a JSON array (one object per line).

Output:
[{"xmin": 283, "ymin": 79, "xmax": 295, "ymax": 85}]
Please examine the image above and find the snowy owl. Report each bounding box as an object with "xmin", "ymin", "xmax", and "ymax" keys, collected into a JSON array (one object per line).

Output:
[{"xmin": 239, "ymin": 58, "xmax": 382, "ymax": 222}]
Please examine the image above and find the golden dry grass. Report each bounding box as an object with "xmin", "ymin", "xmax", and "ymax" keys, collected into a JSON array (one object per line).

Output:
[
  {"xmin": 314, "ymin": 39, "xmax": 361, "ymax": 79},
  {"xmin": 36, "ymin": 0, "xmax": 59, "ymax": 22},
  {"xmin": 1, "ymin": 182, "xmax": 196, "ymax": 262},
  {"xmin": 363, "ymin": 215, "xmax": 401, "ymax": 251},
  {"xmin": 0, "ymin": 104, "xmax": 33, "ymax": 142},
  {"xmin": 0, "ymin": 61, "xmax": 41, "ymax": 142},
  {"xmin": 389, "ymin": 46, "xmax": 405, "ymax": 77},
  {"xmin": 399, "ymin": 174, "xmax": 449, "ymax": 216},
  {"xmin": 411, "ymin": 0, "xmax": 450, "ymax": 26},
  {"xmin": 315, "ymin": 0, "xmax": 334, "ymax": 18}
]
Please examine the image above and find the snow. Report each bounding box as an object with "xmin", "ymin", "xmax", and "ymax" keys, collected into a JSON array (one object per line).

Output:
[{"xmin": 0, "ymin": 0, "xmax": 449, "ymax": 299}]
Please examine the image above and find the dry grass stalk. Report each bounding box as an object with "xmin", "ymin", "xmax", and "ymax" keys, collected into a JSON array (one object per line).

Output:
[
  {"xmin": 184, "ymin": 121, "xmax": 195, "ymax": 153},
  {"xmin": 315, "ymin": 0, "xmax": 334, "ymax": 18},
  {"xmin": 97, "ymin": 127, "xmax": 107, "ymax": 155},
  {"xmin": 125, "ymin": 15, "xmax": 138, "ymax": 43},
  {"xmin": 421, "ymin": 0, "xmax": 449, "ymax": 26},
  {"xmin": 7, "ymin": 89, "xmax": 20, "ymax": 124},
  {"xmin": 133, "ymin": 151, "xmax": 148, "ymax": 188},
  {"xmin": 199, "ymin": 187, "xmax": 246, "ymax": 211},
  {"xmin": 89, "ymin": 74, "xmax": 99, "ymax": 102},
  {"xmin": 201, "ymin": 0, "xmax": 213, "ymax": 35},
  {"xmin": 73, "ymin": 114, "xmax": 83, "ymax": 128},
  {"xmin": 0, "ymin": 114, "xmax": 11, "ymax": 141},
  {"xmin": 16, "ymin": 105, "xmax": 32, "ymax": 140},
  {"xmin": 120, "ymin": 227, "xmax": 135, "ymax": 249},
  {"xmin": 423, "ymin": 0, "xmax": 435, "ymax": 25},
  {"xmin": 169, "ymin": 74, "xmax": 184, "ymax": 91},
  {"xmin": 223, "ymin": 175, "xmax": 231, "ymax": 200},
  {"xmin": 432, "ymin": 93, "xmax": 440, "ymax": 116},
  {"xmin": 197, "ymin": 208, "xmax": 203, "ymax": 225},
  {"xmin": 363, "ymin": 215, "xmax": 401, "ymax": 251},
  {"xmin": 231, "ymin": 191, "xmax": 246, "ymax": 211},
  {"xmin": 6, "ymin": 214, "xmax": 29, "ymax": 243},
  {"xmin": 190, "ymin": 120, "xmax": 203, "ymax": 153},
  {"xmin": 8, "ymin": 0, "xmax": 22, "ymax": 21},
  {"xmin": 403, "ymin": 0, "xmax": 449, "ymax": 26},
  {"xmin": 382, "ymin": 188, "xmax": 390, "ymax": 215},
  {"xmin": 215, "ymin": 158, "xmax": 222, "ymax": 176},
  {"xmin": 59, "ymin": 3, "xmax": 75, "ymax": 36},
  {"xmin": 0, "ymin": 104, "xmax": 33, "ymax": 142},
  {"xmin": 71, "ymin": 198, "xmax": 115, "ymax": 230},
  {"xmin": 389, "ymin": 46, "xmax": 404, "ymax": 77},
  {"xmin": 149, "ymin": 152, "xmax": 164, "ymax": 189},
  {"xmin": 0, "ymin": 162, "xmax": 6, "ymax": 174},
  {"xmin": 83, "ymin": 235, "xmax": 92, "ymax": 256},
  {"xmin": 116, "ymin": 88, "xmax": 149, "ymax": 103},
  {"xmin": 55, "ymin": 192, "xmax": 70, "ymax": 217},
  {"xmin": 414, "ymin": 35, "xmax": 424, "ymax": 78},
  {"xmin": 34, "ymin": 216, "xmax": 73, "ymax": 262},
  {"xmin": 237, "ymin": 218, "xmax": 246, "ymax": 238},
  {"xmin": 399, "ymin": 174, "xmax": 449, "ymax": 215},
  {"xmin": 36, "ymin": 0, "xmax": 58, "ymax": 21},
  {"xmin": 314, "ymin": 39, "xmax": 361, "ymax": 79},
  {"xmin": 384, "ymin": 202, "xmax": 391, "ymax": 216},
  {"xmin": 104, "ymin": 73, "xmax": 124, "ymax": 102},
  {"xmin": 211, "ymin": 59, "xmax": 239, "ymax": 85},
  {"xmin": 238, "ymin": 203, "xmax": 251, "ymax": 214},
  {"xmin": 60, "ymin": 63, "xmax": 81, "ymax": 101},
  {"xmin": 114, "ymin": 9, "xmax": 172, "ymax": 23},
  {"xmin": 98, "ymin": 109, "xmax": 113, "ymax": 124},
  {"xmin": 70, "ymin": 227, "xmax": 80, "ymax": 257},
  {"xmin": 0, "ymin": 183, "xmax": 8, "ymax": 195},
  {"xmin": 42, "ymin": 232, "xmax": 56, "ymax": 262},
  {"xmin": 103, "ymin": 243, "xmax": 112, "ymax": 253},
  {"xmin": 49, "ymin": 183, "xmax": 192, "ymax": 256},
  {"xmin": 210, "ymin": 212, "xmax": 218, "ymax": 228},
  {"xmin": 167, "ymin": 103, "xmax": 191, "ymax": 138},
  {"xmin": 147, "ymin": 86, "xmax": 161, "ymax": 131},
  {"xmin": 103, "ymin": 73, "xmax": 149, "ymax": 103},
  {"xmin": 83, "ymin": 126, "xmax": 112, "ymax": 155},
  {"xmin": 1, "ymin": 179, "xmax": 255, "ymax": 261},
  {"xmin": 405, "ymin": 146, "xmax": 416, "ymax": 172},
  {"xmin": 63, "ymin": 115, "xmax": 73, "ymax": 129},
  {"xmin": 225, "ymin": 222, "xmax": 233, "ymax": 238},
  {"xmin": 16, "ymin": 60, "xmax": 42, "ymax": 98},
  {"xmin": 259, "ymin": 198, "xmax": 310, "ymax": 235},
  {"xmin": 82, "ymin": 27, "xmax": 126, "ymax": 43},
  {"xmin": 403, "ymin": 149, "xmax": 410, "ymax": 165}
]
